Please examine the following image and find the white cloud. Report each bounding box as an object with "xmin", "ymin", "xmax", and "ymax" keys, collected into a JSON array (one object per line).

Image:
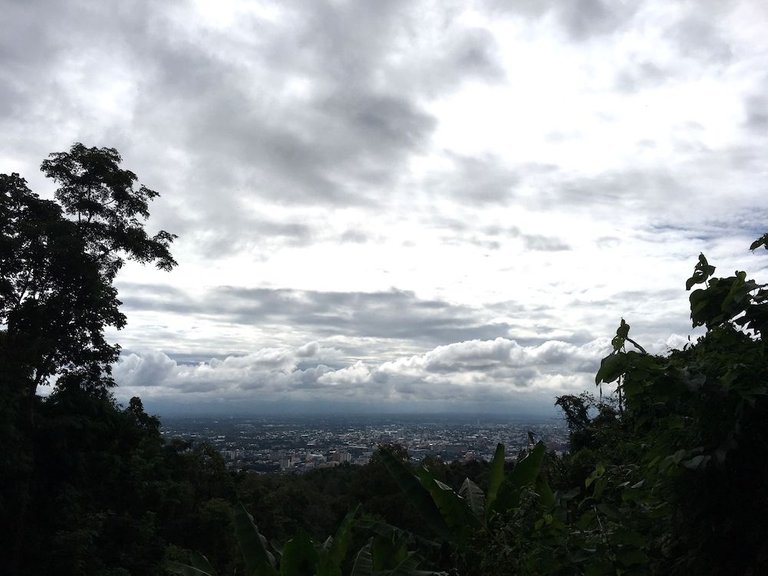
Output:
[
  {"xmin": 113, "ymin": 336, "xmax": 609, "ymax": 412},
  {"xmin": 318, "ymin": 361, "xmax": 372, "ymax": 386},
  {"xmin": 3, "ymin": 0, "xmax": 768, "ymax": 413}
]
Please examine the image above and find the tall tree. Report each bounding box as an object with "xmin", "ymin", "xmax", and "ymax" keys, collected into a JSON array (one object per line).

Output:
[
  {"xmin": 0, "ymin": 143, "xmax": 176, "ymax": 574},
  {"xmin": 1, "ymin": 144, "xmax": 176, "ymax": 405}
]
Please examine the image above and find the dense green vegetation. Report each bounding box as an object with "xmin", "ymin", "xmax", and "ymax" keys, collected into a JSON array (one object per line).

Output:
[{"xmin": 2, "ymin": 144, "xmax": 767, "ymax": 574}]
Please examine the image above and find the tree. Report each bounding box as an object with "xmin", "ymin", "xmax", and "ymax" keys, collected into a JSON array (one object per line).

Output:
[
  {"xmin": 1, "ymin": 144, "xmax": 176, "ymax": 405},
  {"xmin": 40, "ymin": 143, "xmax": 176, "ymax": 281},
  {"xmin": 566, "ymin": 237, "xmax": 768, "ymax": 575},
  {"xmin": 0, "ymin": 143, "xmax": 176, "ymax": 574}
]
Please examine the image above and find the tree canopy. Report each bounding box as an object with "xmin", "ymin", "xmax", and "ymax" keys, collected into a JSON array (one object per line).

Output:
[
  {"xmin": 0, "ymin": 143, "xmax": 176, "ymax": 401},
  {"xmin": 0, "ymin": 143, "xmax": 177, "ymax": 575}
]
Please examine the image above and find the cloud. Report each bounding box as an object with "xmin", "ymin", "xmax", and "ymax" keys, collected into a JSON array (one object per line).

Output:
[
  {"xmin": 113, "ymin": 336, "xmax": 610, "ymax": 412},
  {"xmin": 481, "ymin": 0, "xmax": 637, "ymax": 41},
  {"xmin": 4, "ymin": 0, "xmax": 768, "ymax": 415},
  {"xmin": 117, "ymin": 350, "xmax": 177, "ymax": 388},
  {"xmin": 615, "ymin": 61, "xmax": 669, "ymax": 93},
  {"xmin": 671, "ymin": 14, "xmax": 733, "ymax": 65},
  {"xmin": 422, "ymin": 153, "xmax": 521, "ymax": 204},
  {"xmin": 743, "ymin": 90, "xmax": 768, "ymax": 133},
  {"xmin": 379, "ymin": 337, "xmax": 602, "ymax": 381},
  {"xmin": 523, "ymin": 234, "xmax": 571, "ymax": 252},
  {"xmin": 556, "ymin": 0, "xmax": 638, "ymax": 41},
  {"xmin": 318, "ymin": 361, "xmax": 372, "ymax": 386},
  {"xmin": 118, "ymin": 283, "xmax": 518, "ymax": 346}
]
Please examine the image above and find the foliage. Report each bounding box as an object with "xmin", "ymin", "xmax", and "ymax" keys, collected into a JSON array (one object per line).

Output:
[
  {"xmin": 361, "ymin": 236, "xmax": 768, "ymax": 575},
  {"xmin": 1, "ymin": 144, "xmax": 176, "ymax": 402},
  {"xmin": 168, "ymin": 503, "xmax": 446, "ymax": 576},
  {"xmin": 4, "ymin": 146, "xmax": 767, "ymax": 575},
  {"xmin": 541, "ymin": 238, "xmax": 768, "ymax": 575},
  {"xmin": 0, "ymin": 143, "xmax": 176, "ymax": 575}
]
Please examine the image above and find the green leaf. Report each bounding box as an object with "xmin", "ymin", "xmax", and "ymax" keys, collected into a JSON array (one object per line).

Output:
[
  {"xmin": 686, "ymin": 273, "xmax": 703, "ymax": 291},
  {"xmin": 371, "ymin": 534, "xmax": 409, "ymax": 571},
  {"xmin": 485, "ymin": 443, "xmax": 505, "ymax": 517},
  {"xmin": 536, "ymin": 475, "xmax": 555, "ymax": 509},
  {"xmin": 750, "ymin": 233, "xmax": 768, "ymax": 251},
  {"xmin": 350, "ymin": 541, "xmax": 373, "ymax": 576},
  {"xmin": 493, "ymin": 443, "xmax": 547, "ymax": 511},
  {"xmin": 682, "ymin": 454, "xmax": 711, "ymax": 470},
  {"xmin": 233, "ymin": 503, "xmax": 278, "ymax": 576},
  {"xmin": 280, "ymin": 530, "xmax": 319, "ymax": 576},
  {"xmin": 509, "ymin": 442, "xmax": 546, "ymax": 490},
  {"xmin": 585, "ymin": 463, "xmax": 605, "ymax": 488},
  {"xmin": 323, "ymin": 505, "xmax": 358, "ymax": 570},
  {"xmin": 616, "ymin": 318, "xmax": 630, "ymax": 340},
  {"xmin": 414, "ymin": 467, "xmax": 480, "ymax": 542},
  {"xmin": 686, "ymin": 253, "xmax": 716, "ymax": 290},
  {"xmin": 186, "ymin": 552, "xmax": 218, "ymax": 576},
  {"xmin": 595, "ymin": 352, "xmax": 625, "ymax": 385},
  {"xmin": 459, "ymin": 478, "xmax": 485, "ymax": 520},
  {"xmin": 379, "ymin": 449, "xmax": 450, "ymax": 540}
]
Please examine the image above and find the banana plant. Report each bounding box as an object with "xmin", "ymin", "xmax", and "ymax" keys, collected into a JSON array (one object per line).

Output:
[
  {"xmin": 350, "ymin": 529, "xmax": 446, "ymax": 576},
  {"xmin": 167, "ymin": 502, "xmax": 444, "ymax": 576},
  {"xmin": 379, "ymin": 442, "xmax": 551, "ymax": 549}
]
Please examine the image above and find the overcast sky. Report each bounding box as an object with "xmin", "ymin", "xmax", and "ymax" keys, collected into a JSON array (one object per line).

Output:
[{"xmin": 2, "ymin": 0, "xmax": 767, "ymax": 416}]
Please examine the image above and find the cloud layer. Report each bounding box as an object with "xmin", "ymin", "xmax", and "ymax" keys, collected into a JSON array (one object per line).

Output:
[
  {"xmin": 3, "ymin": 0, "xmax": 768, "ymax": 413},
  {"xmin": 114, "ymin": 336, "xmax": 612, "ymax": 415}
]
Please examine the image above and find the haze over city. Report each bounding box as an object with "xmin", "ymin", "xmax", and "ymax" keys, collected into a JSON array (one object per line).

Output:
[{"xmin": 2, "ymin": 0, "xmax": 767, "ymax": 415}]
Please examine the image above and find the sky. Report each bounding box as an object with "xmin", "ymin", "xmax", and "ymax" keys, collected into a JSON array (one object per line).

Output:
[{"xmin": 2, "ymin": 0, "xmax": 767, "ymax": 416}]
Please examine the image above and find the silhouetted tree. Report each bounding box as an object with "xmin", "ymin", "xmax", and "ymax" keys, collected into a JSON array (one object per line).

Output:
[{"xmin": 0, "ymin": 143, "xmax": 176, "ymax": 574}]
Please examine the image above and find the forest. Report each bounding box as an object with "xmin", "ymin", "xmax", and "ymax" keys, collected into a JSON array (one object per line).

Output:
[{"xmin": 2, "ymin": 144, "xmax": 767, "ymax": 575}]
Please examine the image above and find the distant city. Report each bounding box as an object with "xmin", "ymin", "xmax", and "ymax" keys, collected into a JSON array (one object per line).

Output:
[{"xmin": 161, "ymin": 414, "xmax": 569, "ymax": 474}]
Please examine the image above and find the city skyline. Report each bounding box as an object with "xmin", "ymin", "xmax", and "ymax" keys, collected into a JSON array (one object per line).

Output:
[{"xmin": 160, "ymin": 413, "xmax": 569, "ymax": 472}]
